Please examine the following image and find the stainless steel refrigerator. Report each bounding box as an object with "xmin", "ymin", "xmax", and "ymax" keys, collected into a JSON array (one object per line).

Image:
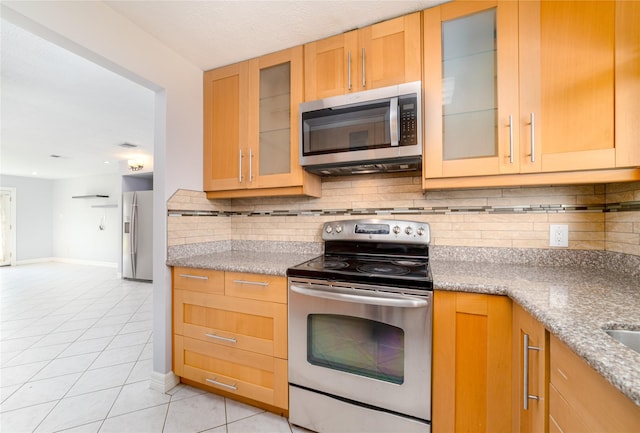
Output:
[{"xmin": 122, "ymin": 190, "xmax": 153, "ymax": 281}]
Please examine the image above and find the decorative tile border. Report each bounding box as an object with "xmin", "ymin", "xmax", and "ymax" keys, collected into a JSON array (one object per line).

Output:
[{"xmin": 167, "ymin": 201, "xmax": 640, "ymax": 218}]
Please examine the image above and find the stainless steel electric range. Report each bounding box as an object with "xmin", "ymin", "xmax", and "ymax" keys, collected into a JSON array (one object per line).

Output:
[{"xmin": 287, "ymin": 218, "xmax": 433, "ymax": 433}]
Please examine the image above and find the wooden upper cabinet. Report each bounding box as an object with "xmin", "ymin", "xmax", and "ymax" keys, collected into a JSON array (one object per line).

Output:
[
  {"xmin": 203, "ymin": 47, "xmax": 320, "ymax": 198},
  {"xmin": 304, "ymin": 31, "xmax": 357, "ymax": 101},
  {"xmin": 424, "ymin": 0, "xmax": 640, "ymax": 189},
  {"xmin": 423, "ymin": 1, "xmax": 520, "ymax": 180},
  {"xmin": 203, "ymin": 62, "xmax": 249, "ymax": 192},
  {"xmin": 304, "ymin": 12, "xmax": 421, "ymax": 101},
  {"xmin": 615, "ymin": 1, "xmax": 640, "ymax": 168},
  {"xmin": 519, "ymin": 0, "xmax": 622, "ymax": 173},
  {"xmin": 358, "ymin": 12, "xmax": 422, "ymax": 91}
]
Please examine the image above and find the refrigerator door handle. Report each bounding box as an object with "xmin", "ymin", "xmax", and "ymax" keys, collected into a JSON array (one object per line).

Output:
[{"xmin": 130, "ymin": 192, "xmax": 138, "ymax": 278}]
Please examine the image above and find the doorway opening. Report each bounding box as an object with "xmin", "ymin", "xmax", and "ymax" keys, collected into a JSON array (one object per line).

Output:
[{"xmin": 0, "ymin": 187, "xmax": 17, "ymax": 266}]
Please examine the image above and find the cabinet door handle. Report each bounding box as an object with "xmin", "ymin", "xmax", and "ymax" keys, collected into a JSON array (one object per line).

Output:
[
  {"xmin": 361, "ymin": 48, "xmax": 366, "ymax": 88},
  {"xmin": 179, "ymin": 274, "xmax": 208, "ymax": 281},
  {"xmin": 239, "ymin": 149, "xmax": 244, "ymax": 183},
  {"xmin": 232, "ymin": 279, "xmax": 269, "ymax": 287},
  {"xmin": 523, "ymin": 333, "xmax": 541, "ymax": 410},
  {"xmin": 347, "ymin": 50, "xmax": 352, "ymax": 91},
  {"xmin": 249, "ymin": 148, "xmax": 254, "ymax": 183},
  {"xmin": 206, "ymin": 377, "xmax": 238, "ymax": 391},
  {"xmin": 508, "ymin": 115, "xmax": 514, "ymax": 164},
  {"xmin": 530, "ymin": 112, "xmax": 536, "ymax": 163},
  {"xmin": 205, "ymin": 333, "xmax": 237, "ymax": 344}
]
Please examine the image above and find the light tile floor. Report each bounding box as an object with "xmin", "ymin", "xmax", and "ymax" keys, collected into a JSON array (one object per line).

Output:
[{"xmin": 0, "ymin": 263, "xmax": 306, "ymax": 433}]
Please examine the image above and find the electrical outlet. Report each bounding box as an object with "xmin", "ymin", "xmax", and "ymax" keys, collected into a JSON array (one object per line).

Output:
[{"xmin": 549, "ymin": 224, "xmax": 569, "ymax": 247}]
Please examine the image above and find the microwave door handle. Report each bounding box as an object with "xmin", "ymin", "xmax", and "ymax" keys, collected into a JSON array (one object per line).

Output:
[{"xmin": 390, "ymin": 97, "xmax": 399, "ymax": 146}]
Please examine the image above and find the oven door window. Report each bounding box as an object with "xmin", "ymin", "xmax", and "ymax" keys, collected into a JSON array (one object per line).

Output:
[{"xmin": 307, "ymin": 314, "xmax": 404, "ymax": 384}]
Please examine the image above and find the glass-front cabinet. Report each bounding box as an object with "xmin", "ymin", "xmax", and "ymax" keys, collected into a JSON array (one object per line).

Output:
[
  {"xmin": 203, "ymin": 46, "xmax": 320, "ymax": 198},
  {"xmin": 257, "ymin": 62, "xmax": 291, "ymax": 178},
  {"xmin": 423, "ymin": 1, "xmax": 520, "ymax": 180},
  {"xmin": 424, "ymin": 0, "xmax": 640, "ymax": 188}
]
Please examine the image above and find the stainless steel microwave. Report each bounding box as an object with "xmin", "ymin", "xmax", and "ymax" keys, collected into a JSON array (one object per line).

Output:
[{"xmin": 299, "ymin": 81, "xmax": 422, "ymax": 176}]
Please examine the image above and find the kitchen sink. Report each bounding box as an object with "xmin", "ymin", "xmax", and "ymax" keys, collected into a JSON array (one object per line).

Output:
[{"xmin": 604, "ymin": 329, "xmax": 640, "ymax": 354}]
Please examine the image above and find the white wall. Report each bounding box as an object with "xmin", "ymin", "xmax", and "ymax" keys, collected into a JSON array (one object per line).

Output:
[
  {"xmin": 52, "ymin": 174, "xmax": 121, "ymax": 265},
  {"xmin": 0, "ymin": 174, "xmax": 53, "ymax": 262},
  {"xmin": 2, "ymin": 1, "xmax": 203, "ymax": 389}
]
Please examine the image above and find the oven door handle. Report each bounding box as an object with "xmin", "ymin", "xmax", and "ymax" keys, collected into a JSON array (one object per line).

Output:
[{"xmin": 290, "ymin": 284, "xmax": 429, "ymax": 308}]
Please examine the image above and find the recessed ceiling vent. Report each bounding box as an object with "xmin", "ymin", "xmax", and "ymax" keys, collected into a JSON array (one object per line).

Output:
[
  {"xmin": 49, "ymin": 154, "xmax": 62, "ymax": 158},
  {"xmin": 119, "ymin": 143, "xmax": 138, "ymax": 148}
]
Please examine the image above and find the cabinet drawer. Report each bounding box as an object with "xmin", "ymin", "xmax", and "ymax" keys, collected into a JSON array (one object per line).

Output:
[
  {"xmin": 550, "ymin": 334, "xmax": 640, "ymax": 431},
  {"xmin": 225, "ymin": 272, "xmax": 287, "ymax": 303},
  {"xmin": 174, "ymin": 336, "xmax": 288, "ymax": 410},
  {"xmin": 173, "ymin": 290, "xmax": 287, "ymax": 358},
  {"xmin": 548, "ymin": 383, "xmax": 590, "ymax": 433},
  {"xmin": 173, "ymin": 267, "xmax": 224, "ymax": 294}
]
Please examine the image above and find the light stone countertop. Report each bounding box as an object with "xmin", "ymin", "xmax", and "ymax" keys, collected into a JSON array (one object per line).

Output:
[
  {"xmin": 167, "ymin": 250, "xmax": 640, "ymax": 407},
  {"xmin": 167, "ymin": 250, "xmax": 319, "ymax": 276}
]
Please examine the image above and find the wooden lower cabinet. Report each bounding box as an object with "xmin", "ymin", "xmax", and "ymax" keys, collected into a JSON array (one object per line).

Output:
[
  {"xmin": 549, "ymin": 334, "xmax": 640, "ymax": 432},
  {"xmin": 172, "ymin": 267, "xmax": 288, "ymax": 411},
  {"xmin": 512, "ymin": 303, "xmax": 548, "ymax": 433},
  {"xmin": 174, "ymin": 336, "xmax": 288, "ymax": 410},
  {"xmin": 432, "ymin": 291, "xmax": 512, "ymax": 433}
]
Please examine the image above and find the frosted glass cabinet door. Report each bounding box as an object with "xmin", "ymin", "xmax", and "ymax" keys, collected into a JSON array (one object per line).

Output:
[
  {"xmin": 442, "ymin": 9, "xmax": 497, "ymax": 161},
  {"xmin": 423, "ymin": 1, "xmax": 519, "ymax": 181},
  {"xmin": 259, "ymin": 62, "xmax": 291, "ymax": 176}
]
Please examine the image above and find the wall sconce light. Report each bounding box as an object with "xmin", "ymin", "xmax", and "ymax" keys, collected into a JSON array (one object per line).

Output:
[{"xmin": 127, "ymin": 159, "xmax": 144, "ymax": 171}]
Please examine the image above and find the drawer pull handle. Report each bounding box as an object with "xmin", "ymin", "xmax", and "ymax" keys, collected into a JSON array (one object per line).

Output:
[
  {"xmin": 232, "ymin": 279, "xmax": 269, "ymax": 287},
  {"xmin": 556, "ymin": 367, "xmax": 568, "ymax": 381},
  {"xmin": 205, "ymin": 333, "xmax": 237, "ymax": 344},
  {"xmin": 179, "ymin": 274, "xmax": 208, "ymax": 281},
  {"xmin": 523, "ymin": 333, "xmax": 541, "ymax": 410},
  {"xmin": 206, "ymin": 377, "xmax": 237, "ymax": 391}
]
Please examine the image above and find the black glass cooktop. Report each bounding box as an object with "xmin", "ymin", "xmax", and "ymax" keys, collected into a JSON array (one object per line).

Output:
[{"xmin": 287, "ymin": 253, "xmax": 433, "ymax": 291}]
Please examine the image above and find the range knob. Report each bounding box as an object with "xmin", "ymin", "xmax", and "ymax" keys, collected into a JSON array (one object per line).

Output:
[
  {"xmin": 405, "ymin": 226, "xmax": 413, "ymax": 235},
  {"xmin": 335, "ymin": 224, "xmax": 343, "ymax": 233},
  {"xmin": 417, "ymin": 226, "xmax": 425, "ymax": 236},
  {"xmin": 392, "ymin": 225, "xmax": 401, "ymax": 234},
  {"xmin": 325, "ymin": 225, "xmax": 333, "ymax": 234}
]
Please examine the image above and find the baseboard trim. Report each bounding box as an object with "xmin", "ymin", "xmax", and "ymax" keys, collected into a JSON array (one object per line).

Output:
[
  {"xmin": 13, "ymin": 257, "xmax": 118, "ymax": 268},
  {"xmin": 15, "ymin": 257, "xmax": 55, "ymax": 265},
  {"xmin": 150, "ymin": 370, "xmax": 179, "ymax": 393},
  {"xmin": 53, "ymin": 257, "xmax": 118, "ymax": 268}
]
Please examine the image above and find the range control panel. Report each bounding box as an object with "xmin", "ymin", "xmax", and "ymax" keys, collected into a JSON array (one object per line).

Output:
[{"xmin": 322, "ymin": 219, "xmax": 430, "ymax": 245}]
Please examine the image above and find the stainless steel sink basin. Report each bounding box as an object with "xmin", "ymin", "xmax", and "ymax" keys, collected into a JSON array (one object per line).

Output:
[{"xmin": 604, "ymin": 329, "xmax": 640, "ymax": 354}]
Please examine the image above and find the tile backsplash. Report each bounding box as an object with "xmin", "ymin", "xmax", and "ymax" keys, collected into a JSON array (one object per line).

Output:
[{"xmin": 167, "ymin": 175, "xmax": 640, "ymax": 257}]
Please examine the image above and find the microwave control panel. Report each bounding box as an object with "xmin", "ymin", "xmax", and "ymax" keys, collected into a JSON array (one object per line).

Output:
[{"xmin": 398, "ymin": 95, "xmax": 418, "ymax": 146}]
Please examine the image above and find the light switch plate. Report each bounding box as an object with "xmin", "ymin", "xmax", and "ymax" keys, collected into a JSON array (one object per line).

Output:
[{"xmin": 549, "ymin": 224, "xmax": 569, "ymax": 247}]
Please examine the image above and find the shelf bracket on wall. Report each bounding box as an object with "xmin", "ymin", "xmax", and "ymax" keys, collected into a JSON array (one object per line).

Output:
[{"xmin": 72, "ymin": 195, "xmax": 109, "ymax": 199}]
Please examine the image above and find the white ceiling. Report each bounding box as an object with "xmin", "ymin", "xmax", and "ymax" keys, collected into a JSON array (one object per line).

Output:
[
  {"xmin": 0, "ymin": 18, "xmax": 156, "ymax": 180},
  {"xmin": 105, "ymin": 1, "xmax": 443, "ymax": 71},
  {"xmin": 0, "ymin": 0, "xmax": 443, "ymax": 180}
]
